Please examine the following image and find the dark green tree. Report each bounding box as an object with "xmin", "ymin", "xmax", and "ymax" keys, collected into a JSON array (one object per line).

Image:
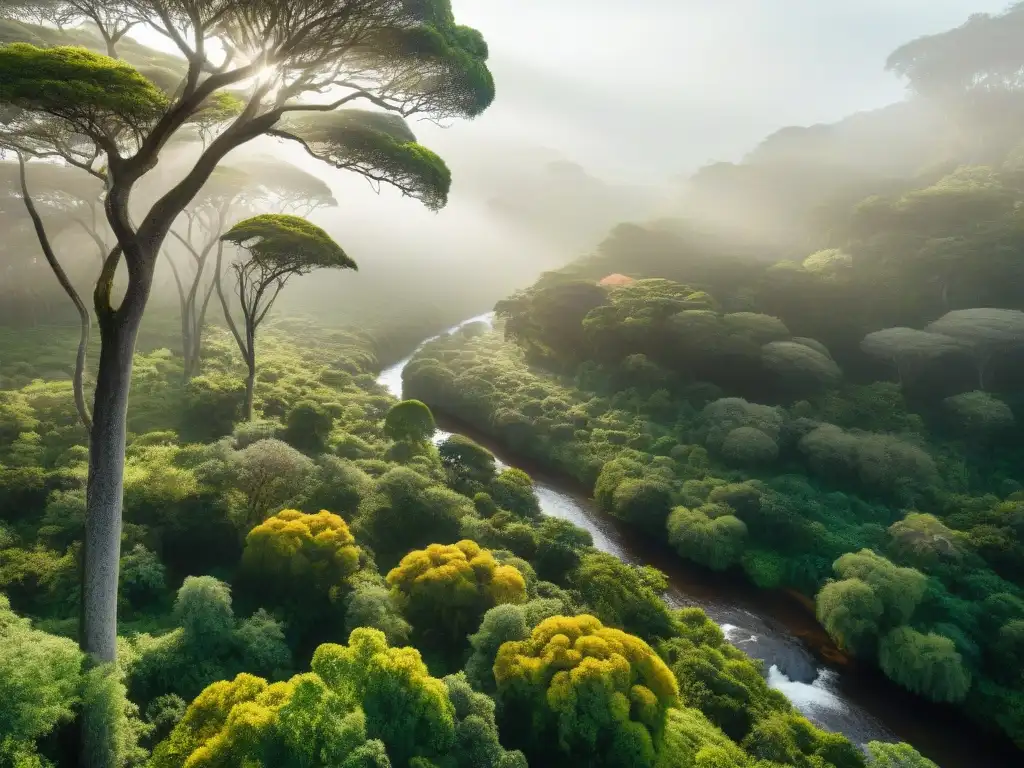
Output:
[{"xmin": 383, "ymin": 399, "xmax": 436, "ymax": 444}]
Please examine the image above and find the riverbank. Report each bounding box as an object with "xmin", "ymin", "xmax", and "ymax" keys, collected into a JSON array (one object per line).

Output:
[
  {"xmin": 376, "ymin": 316, "xmax": 1022, "ymax": 767},
  {"xmin": 425, "ymin": 409, "xmax": 1020, "ymax": 768}
]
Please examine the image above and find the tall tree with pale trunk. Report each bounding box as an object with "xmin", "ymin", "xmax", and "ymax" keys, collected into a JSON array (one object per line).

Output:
[{"xmin": 0, "ymin": 4, "xmax": 493, "ymax": 763}]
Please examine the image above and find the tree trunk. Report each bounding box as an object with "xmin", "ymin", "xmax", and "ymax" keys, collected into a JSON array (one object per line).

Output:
[
  {"xmin": 243, "ymin": 357, "xmax": 256, "ymax": 421},
  {"xmin": 81, "ymin": 309, "xmax": 142, "ymax": 664},
  {"xmin": 978, "ymin": 353, "xmax": 992, "ymax": 391}
]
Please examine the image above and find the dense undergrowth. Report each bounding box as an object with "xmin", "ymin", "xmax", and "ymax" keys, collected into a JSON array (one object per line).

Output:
[{"xmin": 0, "ymin": 315, "xmax": 933, "ymax": 768}]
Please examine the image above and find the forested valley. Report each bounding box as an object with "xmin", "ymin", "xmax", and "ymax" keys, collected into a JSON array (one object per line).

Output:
[{"xmin": 0, "ymin": 3, "xmax": 1022, "ymax": 768}]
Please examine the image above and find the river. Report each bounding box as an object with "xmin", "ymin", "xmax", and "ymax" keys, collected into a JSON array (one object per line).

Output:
[{"xmin": 376, "ymin": 314, "xmax": 1018, "ymax": 768}]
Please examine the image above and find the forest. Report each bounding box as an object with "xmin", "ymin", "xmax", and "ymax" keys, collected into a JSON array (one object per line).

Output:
[{"xmin": 0, "ymin": 2, "xmax": 1020, "ymax": 768}]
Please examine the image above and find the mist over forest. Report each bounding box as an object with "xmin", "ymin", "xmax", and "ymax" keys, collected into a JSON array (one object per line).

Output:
[{"xmin": 3, "ymin": 3, "xmax": 1024, "ymax": 768}]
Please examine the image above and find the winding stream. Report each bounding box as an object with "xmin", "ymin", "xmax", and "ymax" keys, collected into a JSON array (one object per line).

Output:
[{"xmin": 376, "ymin": 314, "xmax": 1017, "ymax": 768}]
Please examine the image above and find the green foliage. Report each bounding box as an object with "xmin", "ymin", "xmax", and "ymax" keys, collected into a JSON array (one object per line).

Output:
[
  {"xmin": 943, "ymin": 390, "xmax": 1015, "ymax": 435},
  {"xmin": 276, "ymin": 110, "xmax": 454, "ymax": 211},
  {"xmin": 386, "ymin": 540, "xmax": 527, "ymax": 656},
  {"xmin": 568, "ymin": 552, "xmax": 676, "ymax": 641},
  {"xmin": 493, "ymin": 614, "xmax": 680, "ymax": 766},
  {"xmin": 667, "ymin": 506, "xmax": 748, "ymax": 572},
  {"xmin": 659, "ymin": 608, "xmax": 790, "ymax": 742},
  {"xmin": 816, "ymin": 579, "xmax": 884, "ymax": 654},
  {"xmin": 180, "ymin": 374, "xmax": 245, "ymax": 442},
  {"xmin": 344, "ymin": 580, "xmax": 412, "ymax": 646},
  {"xmin": 489, "ymin": 467, "xmax": 541, "ymax": 518},
  {"xmin": 0, "ymin": 43, "xmax": 168, "ymax": 131},
  {"xmin": 79, "ymin": 662, "xmax": 150, "ymax": 768},
  {"xmin": 239, "ymin": 509, "xmax": 361, "ymax": 636},
  {"xmin": 833, "ymin": 550, "xmax": 928, "ymax": 626},
  {"xmin": 149, "ymin": 627, "xmax": 523, "ymax": 768},
  {"xmin": 119, "ymin": 545, "xmax": 165, "ymax": 612},
  {"xmin": 0, "ymin": 594, "xmax": 82, "ymax": 764},
  {"xmin": 129, "ymin": 577, "xmax": 291, "ymax": 708},
  {"xmin": 384, "ymin": 399, "xmax": 437, "ymax": 444},
  {"xmin": 225, "ymin": 438, "xmax": 315, "ymax": 535},
  {"xmin": 283, "ymin": 399, "xmax": 335, "ymax": 453},
  {"xmin": 221, "ymin": 214, "xmax": 356, "ymax": 271},
  {"xmin": 355, "ymin": 466, "xmax": 474, "ymax": 569},
  {"xmin": 878, "ymin": 626, "xmax": 972, "ymax": 703},
  {"xmin": 798, "ymin": 425, "xmax": 937, "ymax": 501},
  {"xmin": 865, "ymin": 741, "xmax": 938, "ymax": 768}
]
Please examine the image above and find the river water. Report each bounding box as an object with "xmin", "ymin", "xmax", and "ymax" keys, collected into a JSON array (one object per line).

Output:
[{"xmin": 376, "ymin": 314, "xmax": 1018, "ymax": 768}]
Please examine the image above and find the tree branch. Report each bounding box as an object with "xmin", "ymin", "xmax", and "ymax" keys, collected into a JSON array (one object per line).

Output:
[{"xmin": 18, "ymin": 153, "xmax": 92, "ymax": 434}]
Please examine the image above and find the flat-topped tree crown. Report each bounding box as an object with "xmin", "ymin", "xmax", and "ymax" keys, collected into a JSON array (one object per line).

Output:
[
  {"xmin": 220, "ymin": 213, "xmax": 356, "ymax": 272},
  {"xmin": 0, "ymin": 43, "xmax": 167, "ymax": 139}
]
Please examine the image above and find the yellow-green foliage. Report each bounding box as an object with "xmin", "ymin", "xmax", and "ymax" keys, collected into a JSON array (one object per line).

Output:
[
  {"xmin": 151, "ymin": 628, "xmax": 464, "ymax": 767},
  {"xmin": 494, "ymin": 614, "xmax": 679, "ymax": 764},
  {"xmin": 312, "ymin": 628, "xmax": 455, "ymax": 763},
  {"xmin": 387, "ymin": 539, "xmax": 527, "ymax": 646},
  {"xmin": 241, "ymin": 509, "xmax": 361, "ymax": 604}
]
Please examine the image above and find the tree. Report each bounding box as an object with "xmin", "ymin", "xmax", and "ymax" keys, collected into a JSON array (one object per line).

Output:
[
  {"xmin": 493, "ymin": 614, "xmax": 680, "ymax": 766},
  {"xmin": 383, "ymin": 399, "xmax": 436, "ymax": 444},
  {"xmin": 943, "ymin": 390, "xmax": 1015, "ymax": 436},
  {"xmin": 568, "ymin": 552, "xmax": 676, "ymax": 641},
  {"xmin": 886, "ymin": 4, "xmax": 1024, "ymax": 97},
  {"xmin": 344, "ymin": 581, "xmax": 412, "ymax": 647},
  {"xmin": 0, "ymin": 1, "xmax": 493, "ymax": 688},
  {"xmin": 924, "ymin": 308, "xmax": 1024, "ymax": 389},
  {"xmin": 6, "ymin": 2, "xmax": 138, "ymax": 56},
  {"xmin": 355, "ymin": 466, "xmax": 474, "ymax": 569},
  {"xmin": 464, "ymin": 599, "xmax": 566, "ymax": 693},
  {"xmin": 832, "ymin": 549, "xmax": 927, "ymax": 627},
  {"xmin": 129, "ymin": 576, "xmax": 291, "ymax": 708},
  {"xmin": 7, "ymin": 154, "xmax": 97, "ymax": 432},
  {"xmin": 282, "ymin": 399, "xmax": 334, "ymax": 454},
  {"xmin": 860, "ymin": 327, "xmax": 965, "ymax": 385},
  {"xmin": 0, "ymin": 594, "xmax": 83, "ymax": 767},
  {"xmin": 438, "ymin": 434, "xmax": 497, "ymax": 494},
  {"xmin": 609, "ymin": 478, "xmax": 674, "ymax": 533},
  {"xmin": 667, "ymin": 505, "xmax": 748, "ymax": 572},
  {"xmin": 226, "ymin": 439, "xmax": 315, "ymax": 535},
  {"xmin": 878, "ymin": 627, "xmax": 972, "ymax": 703},
  {"xmin": 865, "ymin": 741, "xmax": 938, "ymax": 768},
  {"xmin": 761, "ymin": 340, "xmax": 841, "ymax": 392},
  {"xmin": 218, "ymin": 214, "xmax": 356, "ymax": 419},
  {"xmin": 386, "ymin": 539, "xmax": 527, "ymax": 655},
  {"xmin": 239, "ymin": 509, "xmax": 362, "ymax": 624},
  {"xmin": 166, "ymin": 158, "xmax": 337, "ymax": 380},
  {"xmin": 815, "ymin": 578, "xmax": 884, "ymax": 654}
]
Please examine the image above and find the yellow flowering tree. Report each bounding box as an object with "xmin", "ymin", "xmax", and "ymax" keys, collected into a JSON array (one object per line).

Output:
[
  {"xmin": 386, "ymin": 540, "xmax": 527, "ymax": 657},
  {"xmin": 238, "ymin": 509, "xmax": 361, "ymax": 643},
  {"xmin": 493, "ymin": 614, "xmax": 680, "ymax": 766}
]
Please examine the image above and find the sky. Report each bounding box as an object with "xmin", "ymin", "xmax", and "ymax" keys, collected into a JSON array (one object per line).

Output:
[
  {"xmin": 414, "ymin": 0, "xmax": 1012, "ymax": 183},
  {"xmin": 129, "ymin": 1, "xmax": 1010, "ymax": 185}
]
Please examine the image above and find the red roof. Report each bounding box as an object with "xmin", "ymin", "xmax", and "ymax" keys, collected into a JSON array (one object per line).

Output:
[{"xmin": 598, "ymin": 273, "xmax": 635, "ymax": 286}]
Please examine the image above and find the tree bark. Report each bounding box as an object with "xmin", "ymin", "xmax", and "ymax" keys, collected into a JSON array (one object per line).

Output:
[
  {"xmin": 243, "ymin": 356, "xmax": 256, "ymax": 421},
  {"xmin": 81, "ymin": 306, "xmax": 142, "ymax": 664}
]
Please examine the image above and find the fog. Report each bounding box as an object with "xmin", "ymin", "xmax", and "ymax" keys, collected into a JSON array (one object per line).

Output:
[{"xmin": 6, "ymin": 1, "xmax": 1013, "ymax": 338}]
